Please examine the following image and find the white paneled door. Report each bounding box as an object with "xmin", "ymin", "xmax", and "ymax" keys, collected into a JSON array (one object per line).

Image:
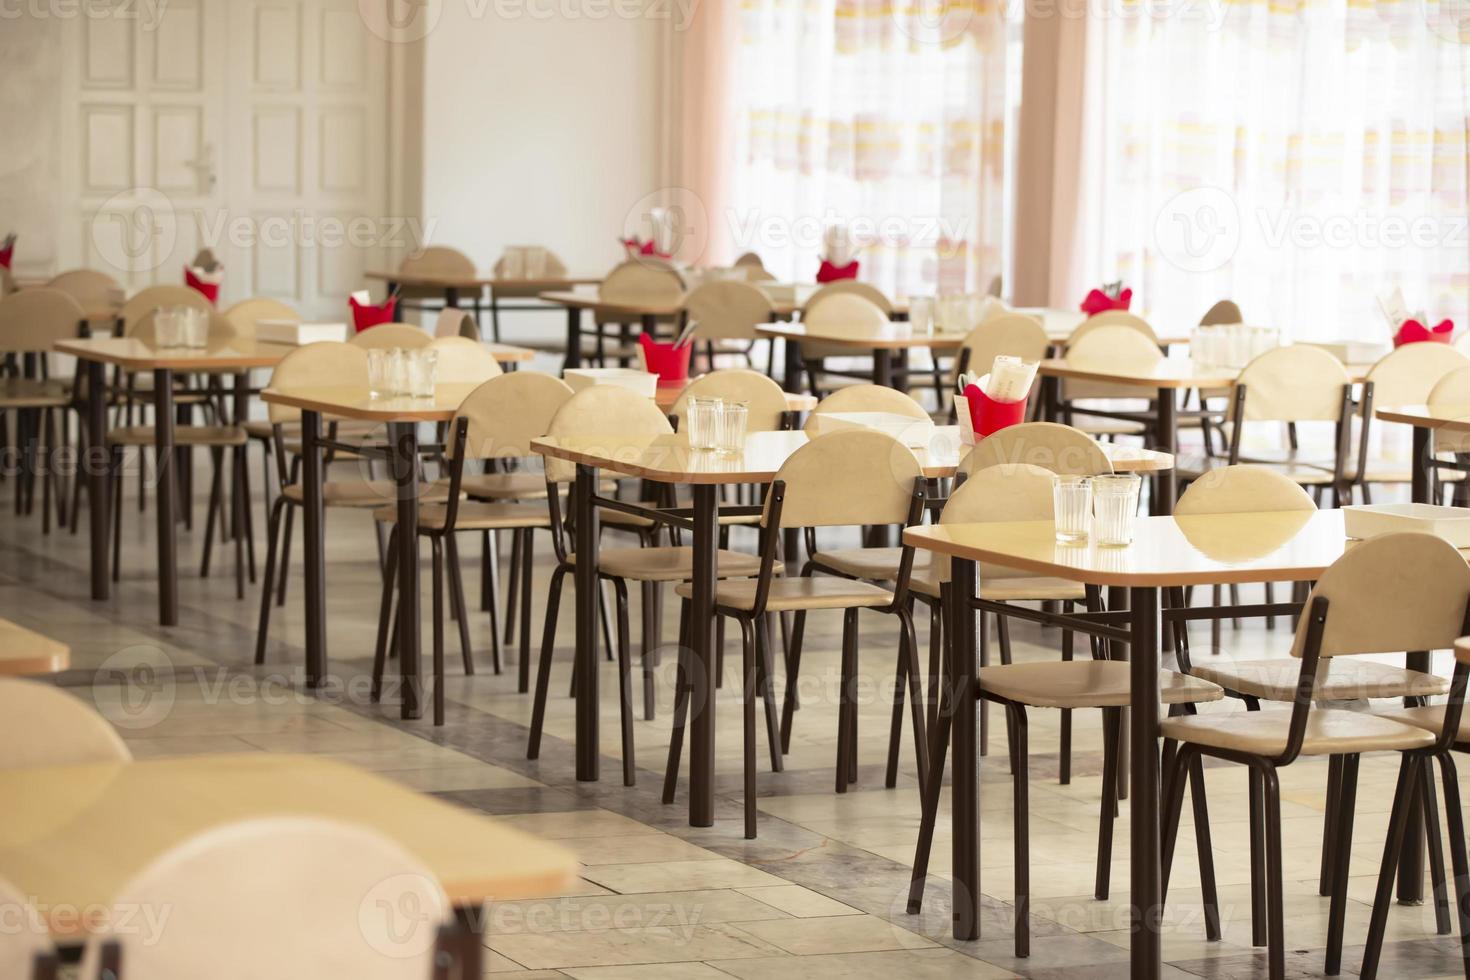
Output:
[{"xmin": 64, "ymin": 0, "xmax": 389, "ymax": 316}]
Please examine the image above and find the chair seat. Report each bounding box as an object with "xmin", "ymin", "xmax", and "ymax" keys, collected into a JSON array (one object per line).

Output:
[
  {"xmin": 1189, "ymin": 658, "xmax": 1448, "ymax": 702},
  {"xmin": 572, "ymin": 546, "xmax": 764, "ymax": 583},
  {"xmin": 601, "ymin": 505, "xmax": 757, "ymax": 531},
  {"xmin": 1176, "ymin": 454, "xmax": 1340, "ymax": 486},
  {"xmin": 282, "ymin": 480, "xmax": 452, "ymax": 508},
  {"xmin": 981, "ymin": 661, "xmax": 1223, "ymax": 710},
  {"xmin": 372, "ymin": 500, "xmax": 549, "ymax": 532},
  {"xmin": 812, "ymin": 547, "xmax": 909, "ymax": 581},
  {"xmin": 1373, "ymin": 705, "xmax": 1466, "ymax": 743},
  {"xmin": 681, "ymin": 575, "xmax": 892, "ymax": 612},
  {"xmin": 106, "ymin": 425, "xmax": 247, "ymax": 448},
  {"xmin": 243, "ymin": 419, "xmax": 380, "ymax": 442},
  {"xmin": 1160, "ymin": 706, "xmax": 1437, "ymax": 757},
  {"xmin": 453, "ymin": 472, "xmax": 550, "ymax": 500},
  {"xmin": 0, "ymin": 378, "xmax": 70, "ymax": 409},
  {"xmin": 1068, "ymin": 415, "xmax": 1147, "ymax": 437},
  {"xmin": 815, "ymin": 547, "xmax": 1085, "ymax": 602}
]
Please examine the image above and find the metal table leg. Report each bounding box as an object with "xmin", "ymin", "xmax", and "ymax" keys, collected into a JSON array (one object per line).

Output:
[
  {"xmin": 564, "ymin": 308, "xmax": 583, "ymax": 371},
  {"xmin": 391, "ymin": 421, "xmax": 423, "ymax": 719},
  {"xmin": 782, "ymin": 338, "xmax": 803, "ymax": 394},
  {"xmin": 1399, "ymin": 425, "xmax": 1432, "ymax": 903},
  {"xmin": 1153, "ymin": 386, "xmax": 1177, "ymax": 515},
  {"xmin": 873, "ymin": 348, "xmax": 892, "ymax": 389},
  {"xmin": 84, "ymin": 360, "xmax": 111, "ymax": 600},
  {"xmin": 573, "ymin": 463, "xmax": 601, "ymax": 780},
  {"xmin": 152, "ymin": 368, "xmax": 178, "ymax": 625},
  {"xmin": 300, "ymin": 410, "xmax": 328, "ymax": 689},
  {"xmin": 1129, "ymin": 585, "xmax": 1162, "ymax": 979},
  {"xmin": 950, "ymin": 558, "xmax": 980, "ymax": 940},
  {"xmin": 689, "ymin": 483, "xmax": 719, "ymax": 826}
]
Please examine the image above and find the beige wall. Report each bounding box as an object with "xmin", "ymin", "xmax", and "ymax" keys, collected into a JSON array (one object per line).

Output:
[{"xmin": 0, "ymin": 17, "xmax": 65, "ymax": 279}]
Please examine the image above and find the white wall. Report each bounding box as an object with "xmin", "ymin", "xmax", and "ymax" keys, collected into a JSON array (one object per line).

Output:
[
  {"xmin": 0, "ymin": 17, "xmax": 65, "ymax": 280},
  {"xmin": 420, "ymin": 7, "xmax": 666, "ymax": 285}
]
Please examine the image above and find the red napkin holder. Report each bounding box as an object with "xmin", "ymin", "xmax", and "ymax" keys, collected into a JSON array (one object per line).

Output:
[
  {"xmin": 1393, "ymin": 318, "xmax": 1454, "ymax": 348},
  {"xmin": 620, "ymin": 237, "xmax": 671, "ymax": 260},
  {"xmin": 184, "ymin": 266, "xmax": 219, "ymax": 305},
  {"xmin": 1080, "ymin": 287, "xmax": 1132, "ymax": 316},
  {"xmin": 0, "ymin": 241, "xmax": 13, "ymax": 269},
  {"xmin": 817, "ymin": 259, "xmax": 859, "ymax": 283},
  {"xmin": 637, "ymin": 332, "xmax": 692, "ymax": 381},
  {"xmin": 956, "ymin": 383, "xmax": 1027, "ymax": 444},
  {"xmin": 350, "ymin": 294, "xmax": 397, "ymax": 333}
]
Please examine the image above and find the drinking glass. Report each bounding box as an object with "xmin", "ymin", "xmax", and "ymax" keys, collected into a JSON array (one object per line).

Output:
[
  {"xmin": 407, "ymin": 349, "xmax": 438, "ymax": 398},
  {"xmin": 687, "ymin": 396, "xmax": 722, "ymax": 451},
  {"xmin": 715, "ymin": 402, "xmax": 748, "ymax": 455},
  {"xmin": 386, "ymin": 348, "xmax": 409, "ymax": 397},
  {"xmin": 501, "ymin": 247, "xmax": 525, "ymax": 279},
  {"xmin": 524, "ymin": 247, "xmax": 547, "ymax": 279},
  {"xmin": 908, "ymin": 296, "xmax": 934, "ymax": 336},
  {"xmin": 367, "ymin": 348, "xmax": 389, "ymax": 399},
  {"xmin": 1052, "ymin": 475, "xmax": 1093, "ymax": 543},
  {"xmin": 182, "ymin": 307, "xmax": 209, "ymax": 348},
  {"xmin": 154, "ymin": 308, "xmax": 182, "ymax": 348},
  {"xmin": 1093, "ymin": 474, "xmax": 1141, "ymax": 546}
]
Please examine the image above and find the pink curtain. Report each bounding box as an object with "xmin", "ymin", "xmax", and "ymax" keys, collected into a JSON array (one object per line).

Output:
[{"xmin": 674, "ymin": 3, "xmax": 741, "ymax": 266}]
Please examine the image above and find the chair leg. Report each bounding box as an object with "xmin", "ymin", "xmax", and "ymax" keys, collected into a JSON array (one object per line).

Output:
[
  {"xmin": 275, "ymin": 501, "xmax": 295, "ymax": 606},
  {"xmin": 371, "ymin": 528, "xmax": 400, "ymax": 702},
  {"xmin": 1060, "ymin": 610, "xmax": 1073, "ymax": 786},
  {"xmin": 1421, "ymin": 754, "xmax": 1454, "ymax": 936},
  {"xmin": 231, "ymin": 448, "xmax": 248, "ymax": 599},
  {"xmin": 504, "ymin": 529, "xmax": 520, "ymax": 640},
  {"xmin": 254, "ymin": 496, "xmax": 288, "ymax": 665},
  {"xmin": 835, "ymin": 608, "xmax": 859, "ymax": 793},
  {"xmin": 1325, "ymin": 753, "xmax": 1359, "ymax": 975},
  {"xmin": 640, "ymin": 581, "xmax": 658, "ymax": 720},
  {"xmin": 662, "ymin": 599, "xmax": 693, "ymax": 804},
  {"xmin": 1259, "ymin": 764, "xmax": 1286, "ymax": 980},
  {"xmin": 884, "ymin": 629, "xmax": 909, "ymax": 790},
  {"xmin": 110, "ymin": 445, "xmax": 123, "ymax": 582},
  {"xmin": 753, "ymin": 613, "xmax": 782, "ymax": 773},
  {"xmin": 1320, "ymin": 754, "xmax": 1344, "ymax": 896},
  {"xmin": 526, "ymin": 565, "xmax": 567, "ymax": 760},
  {"xmin": 779, "ymin": 610, "xmax": 807, "ymax": 753},
  {"xmin": 996, "ymin": 611, "xmax": 1013, "ymax": 665},
  {"xmin": 1435, "ymin": 752, "xmax": 1470, "ymax": 978},
  {"xmin": 481, "ymin": 529, "xmax": 502, "ymax": 673},
  {"xmin": 1188, "ymin": 750, "xmax": 1223, "ymax": 942},
  {"xmin": 1096, "ymin": 707, "xmax": 1121, "ymax": 900},
  {"xmin": 1249, "ymin": 766, "xmax": 1268, "ymax": 947},
  {"xmin": 895, "ymin": 605, "xmax": 928, "ymax": 788},
  {"xmin": 444, "ymin": 534, "xmax": 477, "ymax": 676},
  {"xmin": 739, "ymin": 614, "xmax": 758, "ymax": 838},
  {"xmin": 1362, "ymin": 753, "xmax": 1425, "ymax": 979},
  {"xmin": 926, "ymin": 600, "xmax": 942, "ymax": 735},
  {"xmin": 430, "ymin": 538, "xmax": 446, "ymax": 725},
  {"xmin": 612, "ymin": 578, "xmax": 636, "ymax": 787},
  {"xmin": 1009, "ymin": 703, "xmax": 1030, "ymax": 959},
  {"xmin": 199, "ymin": 448, "xmax": 224, "ymax": 578},
  {"xmin": 480, "ymin": 530, "xmax": 492, "ymax": 612},
  {"xmin": 907, "ymin": 600, "xmax": 953, "ymax": 915},
  {"xmin": 517, "ymin": 530, "xmax": 535, "ymax": 694}
]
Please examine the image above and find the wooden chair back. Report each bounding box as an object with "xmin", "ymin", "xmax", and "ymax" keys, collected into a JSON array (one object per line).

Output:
[
  {"xmin": 349, "ymin": 323, "xmax": 433, "ymax": 350},
  {"xmin": 46, "ymin": 269, "xmax": 122, "ymax": 309},
  {"xmin": 682, "ymin": 280, "xmax": 775, "ymax": 342},
  {"xmin": 0, "ymin": 678, "xmax": 131, "ymax": 767},
  {"xmin": 1175, "ymin": 464, "xmax": 1318, "ymax": 514},
  {"xmin": 265, "ymin": 342, "xmax": 369, "ymax": 424},
  {"xmin": 542, "ymin": 384, "xmax": 673, "ymax": 483},
  {"xmin": 453, "ymin": 371, "xmax": 573, "ymax": 462},
  {"xmin": 803, "ymin": 384, "xmax": 929, "ymax": 432},
  {"xmin": 428, "ymin": 336, "xmax": 502, "ymax": 385},
  {"xmin": 766, "ymin": 429, "xmax": 922, "ymax": 529},
  {"xmin": 961, "ymin": 421, "xmax": 1112, "ymax": 477},
  {"xmin": 671, "ymin": 369, "xmax": 789, "ymax": 432},
  {"xmin": 0, "ymin": 289, "xmax": 86, "ymax": 353}
]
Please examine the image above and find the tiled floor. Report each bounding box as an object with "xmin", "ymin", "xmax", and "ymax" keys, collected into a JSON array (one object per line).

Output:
[{"xmin": 13, "ymin": 434, "xmax": 1470, "ymax": 978}]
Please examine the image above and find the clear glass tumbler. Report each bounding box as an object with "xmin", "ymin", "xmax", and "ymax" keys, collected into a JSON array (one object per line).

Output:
[
  {"xmin": 387, "ymin": 348, "xmax": 409, "ymax": 397},
  {"xmin": 367, "ymin": 348, "xmax": 389, "ymax": 399},
  {"xmin": 1052, "ymin": 475, "xmax": 1093, "ymax": 543},
  {"xmin": 154, "ymin": 309, "xmax": 182, "ymax": 348},
  {"xmin": 908, "ymin": 296, "xmax": 934, "ymax": 336},
  {"xmin": 408, "ymin": 349, "xmax": 438, "ymax": 398},
  {"xmin": 687, "ymin": 396, "xmax": 722, "ymax": 451},
  {"xmin": 1093, "ymin": 473, "xmax": 1142, "ymax": 546},
  {"xmin": 182, "ymin": 307, "xmax": 209, "ymax": 348},
  {"xmin": 715, "ymin": 402, "xmax": 748, "ymax": 455}
]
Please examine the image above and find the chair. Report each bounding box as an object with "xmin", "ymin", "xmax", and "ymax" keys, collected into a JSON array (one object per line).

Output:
[
  {"xmin": 1429, "ymin": 367, "xmax": 1470, "ymax": 497},
  {"xmin": 797, "ymin": 291, "xmax": 892, "ymax": 396},
  {"xmin": 1200, "ymin": 299, "xmax": 1243, "ymax": 325},
  {"xmin": 349, "ymin": 322, "xmax": 433, "ymax": 350},
  {"xmin": 1057, "ymin": 323, "xmax": 1160, "ymax": 438},
  {"xmin": 396, "ymin": 245, "xmax": 479, "ymax": 319},
  {"xmin": 946, "ymin": 313, "xmax": 1051, "ymax": 401},
  {"xmin": 589, "ymin": 259, "xmax": 686, "ymax": 366},
  {"xmin": 666, "ymin": 429, "xmax": 928, "ymax": 837},
  {"xmin": 1159, "ymin": 532, "xmax": 1470, "ymax": 979},
  {"xmin": 1179, "ymin": 345, "xmax": 1360, "ymax": 503},
  {"xmin": 0, "ymin": 677, "xmax": 131, "ymax": 766},
  {"xmin": 1353, "ymin": 343, "xmax": 1470, "ymax": 497},
  {"xmin": 488, "ymin": 246, "xmax": 570, "ymax": 341},
  {"xmin": 371, "ymin": 374, "xmax": 563, "ymax": 724},
  {"xmin": 0, "ymin": 288, "xmax": 86, "ymax": 533},
  {"xmin": 433, "ymin": 307, "xmax": 479, "ymax": 340},
  {"xmin": 253, "ymin": 343, "xmax": 449, "ymax": 664},
  {"xmin": 962, "ymin": 420, "xmax": 1113, "ymax": 476},
  {"xmin": 106, "ymin": 310, "xmax": 255, "ymax": 596},
  {"xmin": 681, "ymin": 280, "xmax": 777, "ymax": 374},
  {"xmin": 45, "ymin": 269, "xmax": 121, "ymax": 311},
  {"xmin": 527, "ymin": 385, "xmax": 766, "ymax": 785},
  {"xmin": 221, "ymin": 297, "xmax": 298, "ymax": 336},
  {"xmin": 0, "ymin": 875, "xmax": 54, "ymax": 980},
  {"xmin": 670, "ymin": 369, "xmax": 793, "ymax": 434},
  {"xmin": 804, "ymin": 280, "xmax": 894, "ymax": 315},
  {"xmin": 1069, "ymin": 310, "xmax": 1159, "ymax": 344},
  {"xmin": 802, "ymin": 383, "xmax": 930, "ymax": 430},
  {"xmin": 426, "ymin": 336, "xmax": 503, "ymax": 384},
  {"xmin": 905, "ymin": 468, "xmax": 1223, "ymax": 956},
  {"xmin": 79, "ymin": 816, "xmax": 452, "ymax": 980},
  {"xmin": 118, "ymin": 285, "xmax": 211, "ymax": 336}
]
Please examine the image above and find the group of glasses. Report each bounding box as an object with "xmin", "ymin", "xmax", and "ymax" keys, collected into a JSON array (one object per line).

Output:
[
  {"xmin": 153, "ymin": 306, "xmax": 211, "ymax": 349},
  {"xmin": 367, "ymin": 348, "xmax": 439, "ymax": 399},
  {"xmin": 1052, "ymin": 473, "xmax": 1142, "ymax": 546},
  {"xmin": 685, "ymin": 397, "xmax": 749, "ymax": 455},
  {"xmin": 906, "ymin": 294, "xmax": 999, "ymax": 337}
]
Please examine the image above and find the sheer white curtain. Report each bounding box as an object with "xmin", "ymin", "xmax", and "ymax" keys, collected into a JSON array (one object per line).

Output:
[
  {"xmin": 725, "ymin": 1, "xmax": 1014, "ymax": 298},
  {"xmin": 1078, "ymin": 1, "xmax": 1470, "ymax": 342}
]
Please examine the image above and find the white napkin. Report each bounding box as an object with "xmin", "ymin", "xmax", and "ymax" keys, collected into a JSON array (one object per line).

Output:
[
  {"xmin": 823, "ymin": 225, "xmax": 854, "ymax": 267},
  {"xmin": 983, "ymin": 355, "xmax": 1038, "ymax": 403}
]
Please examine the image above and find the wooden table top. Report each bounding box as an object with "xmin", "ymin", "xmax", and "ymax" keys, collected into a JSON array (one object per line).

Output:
[
  {"xmin": 366, "ymin": 271, "xmax": 600, "ymax": 289},
  {"xmin": 651, "ymin": 378, "xmax": 816, "ymax": 413},
  {"xmin": 532, "ymin": 427, "xmax": 1172, "ymax": 485},
  {"xmin": 539, "ymin": 288, "xmax": 912, "ymax": 321},
  {"xmin": 756, "ymin": 322, "xmax": 964, "ymax": 350},
  {"xmin": 1376, "ymin": 404, "xmax": 1470, "ymax": 432},
  {"xmin": 487, "ymin": 343, "xmax": 536, "ymax": 363},
  {"xmin": 56, "ymin": 337, "xmax": 297, "ymax": 371},
  {"xmin": 0, "ymin": 754, "xmax": 578, "ymax": 935},
  {"xmin": 902, "ymin": 509, "xmax": 1396, "ymax": 587},
  {"xmin": 262, "ymin": 383, "xmax": 481, "ymax": 422},
  {"xmin": 0, "ymin": 621, "xmax": 68, "ymax": 675},
  {"xmin": 1040, "ymin": 354, "xmax": 1373, "ymax": 389}
]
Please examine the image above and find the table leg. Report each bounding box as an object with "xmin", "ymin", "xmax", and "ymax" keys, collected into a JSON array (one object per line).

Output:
[
  {"xmin": 783, "ymin": 338, "xmax": 803, "ymax": 394},
  {"xmin": 392, "ymin": 421, "xmax": 423, "ymax": 719},
  {"xmin": 300, "ymin": 410, "xmax": 328, "ymax": 689},
  {"xmin": 1152, "ymin": 387, "xmax": 1177, "ymax": 515},
  {"xmin": 563, "ymin": 308, "xmax": 583, "ymax": 371},
  {"xmin": 1400, "ymin": 422, "xmax": 1434, "ymax": 903},
  {"xmin": 689, "ymin": 483, "xmax": 719, "ymax": 826},
  {"xmin": 873, "ymin": 349, "xmax": 893, "ymax": 389},
  {"xmin": 1129, "ymin": 585, "xmax": 1162, "ymax": 979},
  {"xmin": 445, "ymin": 286, "xmax": 460, "ymax": 309},
  {"xmin": 573, "ymin": 463, "xmax": 601, "ymax": 780},
  {"xmin": 1411, "ymin": 425, "xmax": 1431, "ymax": 505},
  {"xmin": 85, "ymin": 359, "xmax": 110, "ymax": 600},
  {"xmin": 152, "ymin": 368, "xmax": 178, "ymax": 626},
  {"xmin": 950, "ymin": 558, "xmax": 980, "ymax": 940}
]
